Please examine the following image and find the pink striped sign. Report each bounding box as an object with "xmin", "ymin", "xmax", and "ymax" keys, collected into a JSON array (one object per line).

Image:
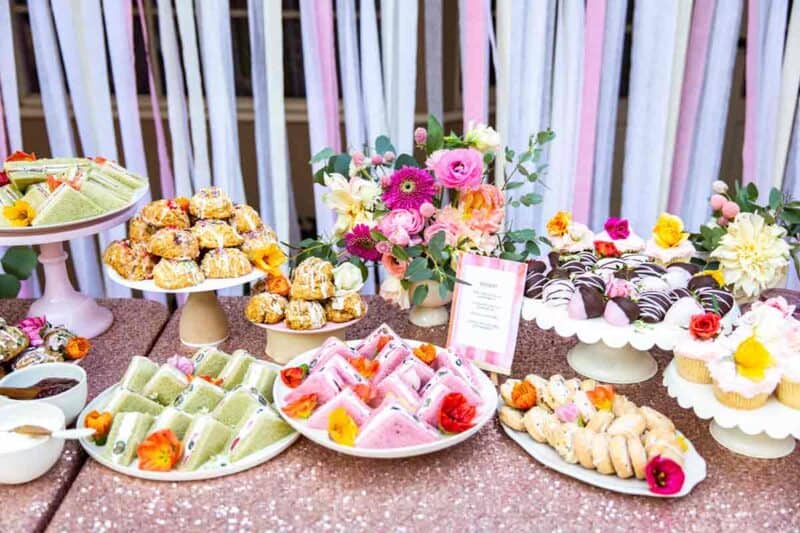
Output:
[{"xmin": 447, "ymin": 253, "xmax": 527, "ymax": 375}]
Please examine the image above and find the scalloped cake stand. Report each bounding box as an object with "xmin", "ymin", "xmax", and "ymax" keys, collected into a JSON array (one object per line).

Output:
[
  {"xmin": 521, "ymin": 298, "xmax": 684, "ymax": 384},
  {"xmin": 0, "ymin": 194, "xmax": 146, "ymax": 338},
  {"xmin": 663, "ymin": 361, "xmax": 799, "ymax": 458},
  {"xmin": 107, "ymin": 267, "xmax": 264, "ymax": 348}
]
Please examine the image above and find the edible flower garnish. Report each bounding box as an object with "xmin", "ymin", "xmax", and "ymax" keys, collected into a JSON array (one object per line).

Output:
[
  {"xmin": 439, "ymin": 392, "xmax": 476, "ymax": 434},
  {"xmin": 188, "ymin": 374, "xmax": 223, "ymax": 386},
  {"xmin": 645, "ymin": 455, "xmax": 685, "ymax": 495},
  {"xmin": 546, "ymin": 210, "xmax": 572, "ymax": 237},
  {"xmin": 375, "ymin": 335, "xmax": 393, "ymax": 354},
  {"xmin": 65, "ymin": 337, "xmax": 91, "ymax": 360},
  {"xmin": 0, "ymin": 171, "xmax": 7, "ymax": 186},
  {"xmin": 137, "ymin": 429, "xmax": 183, "ymax": 472},
  {"xmin": 594, "ymin": 240, "xmax": 620, "ymax": 258},
  {"xmin": 283, "ymin": 394, "xmax": 318, "ymax": 419},
  {"xmin": 166, "ymin": 354, "xmax": 194, "ymax": 375},
  {"xmin": 675, "ymin": 435, "xmax": 689, "ymax": 453},
  {"xmin": 328, "ymin": 407, "xmax": 358, "ymax": 446},
  {"xmin": 688, "ymin": 312, "xmax": 721, "ymax": 340},
  {"xmin": 3, "ymin": 200, "xmax": 35, "ymax": 227},
  {"xmin": 349, "ymin": 356, "xmax": 379, "ymax": 378},
  {"xmin": 652, "ymin": 212, "xmax": 688, "ymax": 248},
  {"xmin": 734, "ymin": 335, "xmax": 774, "ymax": 381},
  {"xmin": 412, "ymin": 343, "xmax": 437, "ymax": 365},
  {"xmin": 700, "ymin": 269, "xmax": 725, "ymax": 287},
  {"xmin": 604, "ymin": 217, "xmax": 630, "ymax": 240},
  {"xmin": 281, "ymin": 365, "xmax": 308, "ymax": 388},
  {"xmin": 248, "ymin": 243, "xmax": 287, "ymax": 275},
  {"xmin": 174, "ymin": 197, "xmax": 190, "ymax": 212},
  {"xmin": 511, "ymin": 381, "xmax": 537, "ymax": 410},
  {"xmin": 266, "ymin": 273, "xmax": 291, "ymax": 296},
  {"xmin": 6, "ymin": 150, "xmax": 36, "ymax": 162},
  {"xmin": 351, "ymin": 383, "xmax": 377, "ymax": 404},
  {"xmin": 85, "ymin": 410, "xmax": 113, "ymax": 445},
  {"xmin": 18, "ymin": 316, "xmax": 46, "ymax": 347},
  {"xmin": 586, "ymin": 384, "xmax": 615, "ymax": 411},
  {"xmin": 554, "ymin": 402, "xmax": 579, "ymax": 424}
]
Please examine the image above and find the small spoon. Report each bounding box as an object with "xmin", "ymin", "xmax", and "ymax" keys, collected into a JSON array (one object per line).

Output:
[
  {"xmin": 4, "ymin": 425, "xmax": 96, "ymax": 440},
  {"xmin": 0, "ymin": 386, "xmax": 44, "ymax": 400}
]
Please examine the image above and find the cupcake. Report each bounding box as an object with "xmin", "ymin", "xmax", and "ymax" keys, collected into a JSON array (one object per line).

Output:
[
  {"xmin": 672, "ymin": 312, "xmax": 725, "ymax": 384},
  {"xmin": 643, "ymin": 212, "xmax": 695, "ymax": 265},
  {"xmin": 709, "ymin": 330, "xmax": 781, "ymax": 409},
  {"xmin": 545, "ymin": 211, "xmax": 595, "ymax": 253},
  {"xmin": 776, "ymin": 357, "xmax": 800, "ymax": 409},
  {"xmin": 594, "ymin": 217, "xmax": 645, "ymax": 253}
]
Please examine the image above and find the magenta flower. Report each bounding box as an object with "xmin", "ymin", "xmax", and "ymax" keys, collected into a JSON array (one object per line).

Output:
[
  {"xmin": 167, "ymin": 354, "xmax": 194, "ymax": 375},
  {"xmin": 645, "ymin": 455, "xmax": 685, "ymax": 495},
  {"xmin": 382, "ymin": 166, "xmax": 437, "ymax": 210},
  {"xmin": 604, "ymin": 217, "xmax": 630, "ymax": 240},
  {"xmin": 432, "ymin": 148, "xmax": 484, "ymax": 190},
  {"xmin": 345, "ymin": 224, "xmax": 382, "ymax": 262},
  {"xmin": 18, "ymin": 316, "xmax": 47, "ymax": 347}
]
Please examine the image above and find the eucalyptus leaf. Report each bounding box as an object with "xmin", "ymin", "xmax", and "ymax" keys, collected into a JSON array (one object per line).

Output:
[
  {"xmin": 2, "ymin": 246, "xmax": 37, "ymax": 280},
  {"xmin": 310, "ymin": 147, "xmax": 335, "ymax": 164},
  {"xmin": 375, "ymin": 135, "xmax": 395, "ymax": 155},
  {"xmin": 394, "ymin": 154, "xmax": 420, "ymax": 169},
  {"xmin": 331, "ymin": 154, "xmax": 351, "ymax": 175},
  {"xmin": 769, "ymin": 188, "xmax": 783, "ymax": 210},
  {"xmin": 412, "ymin": 283, "xmax": 429, "ymax": 306},
  {"xmin": 426, "ymin": 115, "xmax": 444, "ymax": 153}
]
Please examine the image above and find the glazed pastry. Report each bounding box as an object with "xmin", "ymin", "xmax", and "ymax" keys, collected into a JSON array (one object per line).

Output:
[
  {"xmin": 567, "ymin": 286, "xmax": 606, "ymax": 320},
  {"xmin": 240, "ymin": 228, "xmax": 279, "ymax": 255},
  {"xmin": 140, "ymin": 198, "xmax": 190, "ymax": 228},
  {"xmin": 244, "ymin": 292, "xmax": 288, "ymax": 324},
  {"xmin": 128, "ymin": 215, "xmax": 157, "ymax": 243},
  {"xmin": 103, "ymin": 239, "xmax": 157, "ymax": 281},
  {"xmin": 290, "ymin": 257, "xmax": 335, "ymax": 300},
  {"xmin": 325, "ymin": 292, "xmax": 366, "ymax": 322},
  {"xmin": 0, "ymin": 323, "xmax": 30, "ymax": 363},
  {"xmin": 153, "ymin": 259, "xmax": 205, "ymax": 289},
  {"xmin": 498, "ymin": 405, "xmax": 525, "ymax": 431},
  {"xmin": 284, "ymin": 299, "xmax": 327, "ymax": 330},
  {"xmin": 230, "ymin": 204, "xmax": 263, "ymax": 233},
  {"xmin": 192, "ymin": 219, "xmax": 244, "ymax": 249},
  {"xmin": 189, "ymin": 186, "xmax": 234, "ymax": 219},
  {"xmin": 147, "ymin": 227, "xmax": 200, "ymax": 260},
  {"xmin": 200, "ymin": 248, "xmax": 253, "ymax": 279}
]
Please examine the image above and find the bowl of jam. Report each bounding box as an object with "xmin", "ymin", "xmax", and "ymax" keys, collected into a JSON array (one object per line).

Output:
[{"xmin": 0, "ymin": 362, "xmax": 87, "ymax": 425}]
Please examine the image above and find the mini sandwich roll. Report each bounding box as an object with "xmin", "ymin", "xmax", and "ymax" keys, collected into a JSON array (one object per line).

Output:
[
  {"xmin": 498, "ymin": 405, "xmax": 525, "ymax": 432},
  {"xmin": 646, "ymin": 440, "xmax": 685, "ymax": 467},
  {"xmin": 571, "ymin": 389, "xmax": 597, "ymax": 422},
  {"xmin": 573, "ymin": 428, "xmax": 597, "ymax": 469},
  {"xmin": 643, "ymin": 428, "xmax": 679, "ymax": 450},
  {"xmin": 580, "ymin": 379, "xmax": 598, "ymax": 391},
  {"xmin": 553, "ymin": 424, "xmax": 579, "ymax": 464},
  {"xmin": 612, "ymin": 395, "xmax": 639, "ymax": 417},
  {"xmin": 591, "ymin": 433, "xmax": 615, "ymax": 475},
  {"xmin": 586, "ymin": 410, "xmax": 615, "ymax": 433},
  {"xmin": 544, "ymin": 417, "xmax": 564, "ymax": 449},
  {"xmin": 524, "ymin": 374, "xmax": 550, "ymax": 410},
  {"xmin": 544, "ymin": 375, "xmax": 570, "ymax": 409},
  {"xmin": 626, "ymin": 436, "xmax": 648, "ymax": 480},
  {"xmin": 608, "ymin": 435, "xmax": 634, "ymax": 479},
  {"xmin": 639, "ymin": 405, "xmax": 675, "ymax": 433},
  {"xmin": 499, "ymin": 379, "xmax": 521, "ymax": 407},
  {"xmin": 565, "ymin": 377, "xmax": 581, "ymax": 394},
  {"xmin": 608, "ymin": 413, "xmax": 646, "ymax": 438},
  {"xmin": 522, "ymin": 406, "xmax": 551, "ymax": 443}
]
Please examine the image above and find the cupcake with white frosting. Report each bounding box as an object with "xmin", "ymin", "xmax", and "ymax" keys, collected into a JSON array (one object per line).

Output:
[
  {"xmin": 593, "ymin": 217, "xmax": 645, "ymax": 254},
  {"xmin": 644, "ymin": 212, "xmax": 696, "ymax": 265},
  {"xmin": 545, "ymin": 211, "xmax": 595, "ymax": 253}
]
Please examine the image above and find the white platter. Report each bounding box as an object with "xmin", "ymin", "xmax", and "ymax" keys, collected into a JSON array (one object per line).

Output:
[
  {"xmin": 106, "ymin": 265, "xmax": 265, "ymax": 294},
  {"xmin": 498, "ymin": 398, "xmax": 707, "ymax": 498},
  {"xmin": 272, "ymin": 340, "xmax": 497, "ymax": 459},
  {"xmin": 77, "ymin": 362, "xmax": 300, "ymax": 481}
]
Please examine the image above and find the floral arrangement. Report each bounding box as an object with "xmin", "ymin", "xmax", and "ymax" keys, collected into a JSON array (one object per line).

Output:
[
  {"xmin": 298, "ymin": 116, "xmax": 554, "ymax": 308},
  {"xmin": 692, "ymin": 181, "xmax": 794, "ymax": 300}
]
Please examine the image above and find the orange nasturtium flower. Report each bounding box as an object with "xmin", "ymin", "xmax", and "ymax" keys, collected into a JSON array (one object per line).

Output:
[
  {"xmin": 85, "ymin": 410, "xmax": 113, "ymax": 445},
  {"xmin": 511, "ymin": 381, "xmax": 537, "ymax": 410},
  {"xmin": 280, "ymin": 365, "xmax": 308, "ymax": 388},
  {"xmin": 187, "ymin": 374, "xmax": 223, "ymax": 387},
  {"xmin": 6, "ymin": 150, "xmax": 36, "ymax": 162},
  {"xmin": 65, "ymin": 337, "xmax": 91, "ymax": 360},
  {"xmin": 283, "ymin": 394, "xmax": 318, "ymax": 419},
  {"xmin": 349, "ymin": 356, "xmax": 379, "ymax": 379},
  {"xmin": 351, "ymin": 383, "xmax": 377, "ymax": 404},
  {"xmin": 375, "ymin": 335, "xmax": 393, "ymax": 354},
  {"xmin": 412, "ymin": 343, "xmax": 437, "ymax": 365},
  {"xmin": 267, "ymin": 273, "xmax": 291, "ymax": 296},
  {"xmin": 137, "ymin": 429, "xmax": 183, "ymax": 471},
  {"xmin": 248, "ymin": 243, "xmax": 287, "ymax": 275},
  {"xmin": 3, "ymin": 200, "xmax": 35, "ymax": 227},
  {"xmin": 328, "ymin": 407, "xmax": 358, "ymax": 446},
  {"xmin": 173, "ymin": 197, "xmax": 190, "ymax": 212},
  {"xmin": 586, "ymin": 384, "xmax": 615, "ymax": 411}
]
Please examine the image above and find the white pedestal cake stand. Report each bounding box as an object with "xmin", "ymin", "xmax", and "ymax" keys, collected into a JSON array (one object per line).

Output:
[
  {"xmin": 663, "ymin": 361, "xmax": 799, "ymax": 458},
  {"xmin": 0, "ymin": 192, "xmax": 146, "ymax": 338},
  {"xmin": 107, "ymin": 268, "xmax": 264, "ymax": 348},
  {"xmin": 521, "ymin": 298, "xmax": 682, "ymax": 384}
]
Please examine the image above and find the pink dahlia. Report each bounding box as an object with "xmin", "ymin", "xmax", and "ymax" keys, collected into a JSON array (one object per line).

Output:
[
  {"xmin": 345, "ymin": 224, "xmax": 382, "ymax": 262},
  {"xmin": 382, "ymin": 167, "xmax": 437, "ymax": 210}
]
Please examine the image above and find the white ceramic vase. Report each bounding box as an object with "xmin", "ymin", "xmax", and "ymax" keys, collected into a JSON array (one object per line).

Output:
[{"xmin": 408, "ymin": 280, "xmax": 452, "ymax": 328}]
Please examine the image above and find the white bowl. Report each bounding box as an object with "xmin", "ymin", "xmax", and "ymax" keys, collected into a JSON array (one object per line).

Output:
[
  {"xmin": 0, "ymin": 362, "xmax": 88, "ymax": 425},
  {"xmin": 0, "ymin": 402, "xmax": 65, "ymax": 484}
]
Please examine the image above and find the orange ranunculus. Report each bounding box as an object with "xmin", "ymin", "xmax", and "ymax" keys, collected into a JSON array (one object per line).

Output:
[
  {"xmin": 283, "ymin": 394, "xmax": 318, "ymax": 419},
  {"xmin": 375, "ymin": 335, "xmax": 392, "ymax": 354},
  {"xmin": 137, "ymin": 429, "xmax": 183, "ymax": 471},
  {"xmin": 460, "ymin": 184, "xmax": 505, "ymax": 234},
  {"xmin": 47, "ymin": 175, "xmax": 63, "ymax": 192},
  {"xmin": 439, "ymin": 392, "xmax": 476, "ymax": 434},
  {"xmin": 93, "ymin": 156, "xmax": 108, "ymax": 164},
  {"xmin": 280, "ymin": 365, "xmax": 308, "ymax": 388},
  {"xmin": 349, "ymin": 356, "xmax": 379, "ymax": 379},
  {"xmin": 6, "ymin": 150, "xmax": 36, "ymax": 162},
  {"xmin": 546, "ymin": 211, "xmax": 572, "ymax": 237},
  {"xmin": 85, "ymin": 410, "xmax": 113, "ymax": 445},
  {"xmin": 351, "ymin": 383, "xmax": 377, "ymax": 404},
  {"xmin": 412, "ymin": 343, "xmax": 437, "ymax": 365},
  {"xmin": 65, "ymin": 337, "xmax": 91, "ymax": 360},
  {"xmin": 511, "ymin": 381, "xmax": 537, "ymax": 410},
  {"xmin": 328, "ymin": 407, "xmax": 359, "ymax": 446},
  {"xmin": 248, "ymin": 243, "xmax": 287, "ymax": 275},
  {"xmin": 3, "ymin": 200, "xmax": 35, "ymax": 227},
  {"xmin": 594, "ymin": 240, "xmax": 621, "ymax": 258},
  {"xmin": 586, "ymin": 384, "xmax": 615, "ymax": 411},
  {"xmin": 267, "ymin": 273, "xmax": 291, "ymax": 296}
]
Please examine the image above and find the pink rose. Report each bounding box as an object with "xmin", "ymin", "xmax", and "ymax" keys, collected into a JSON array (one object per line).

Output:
[
  {"xmin": 381, "ymin": 253, "xmax": 408, "ymax": 277},
  {"xmin": 425, "ymin": 149, "xmax": 446, "ymax": 170},
  {"xmin": 167, "ymin": 355, "xmax": 194, "ymax": 375},
  {"xmin": 432, "ymin": 148, "xmax": 484, "ymax": 190},
  {"xmin": 18, "ymin": 316, "xmax": 47, "ymax": 347},
  {"xmin": 555, "ymin": 403, "xmax": 579, "ymax": 423},
  {"xmin": 461, "ymin": 184, "xmax": 505, "ymax": 234},
  {"xmin": 753, "ymin": 296, "xmax": 796, "ymax": 319},
  {"xmin": 603, "ymin": 217, "xmax": 630, "ymax": 240},
  {"xmin": 375, "ymin": 240, "xmax": 392, "ymax": 255},
  {"xmin": 419, "ymin": 202, "xmax": 436, "ymax": 218},
  {"xmin": 377, "ymin": 209, "xmax": 424, "ymax": 247},
  {"xmin": 371, "ymin": 154, "xmax": 383, "ymax": 165},
  {"xmin": 605, "ymin": 278, "xmax": 637, "ymax": 299}
]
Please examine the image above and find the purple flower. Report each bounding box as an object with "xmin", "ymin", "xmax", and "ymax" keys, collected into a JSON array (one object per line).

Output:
[
  {"xmin": 645, "ymin": 455, "xmax": 685, "ymax": 495},
  {"xmin": 345, "ymin": 224, "xmax": 382, "ymax": 262},
  {"xmin": 382, "ymin": 167, "xmax": 437, "ymax": 210},
  {"xmin": 18, "ymin": 316, "xmax": 47, "ymax": 347},
  {"xmin": 604, "ymin": 217, "xmax": 630, "ymax": 240},
  {"xmin": 432, "ymin": 148, "xmax": 484, "ymax": 190},
  {"xmin": 555, "ymin": 403, "xmax": 579, "ymax": 423},
  {"xmin": 167, "ymin": 354, "xmax": 194, "ymax": 375}
]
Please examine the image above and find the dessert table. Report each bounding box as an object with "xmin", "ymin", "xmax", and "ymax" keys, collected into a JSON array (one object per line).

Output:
[
  {"xmin": 30, "ymin": 297, "xmax": 799, "ymax": 533},
  {"xmin": 0, "ymin": 298, "xmax": 169, "ymax": 533}
]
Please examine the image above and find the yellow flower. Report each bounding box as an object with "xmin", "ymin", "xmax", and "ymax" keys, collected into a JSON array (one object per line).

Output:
[
  {"xmin": 734, "ymin": 335, "xmax": 774, "ymax": 381},
  {"xmin": 3, "ymin": 200, "xmax": 35, "ymax": 227},
  {"xmin": 328, "ymin": 407, "xmax": 358, "ymax": 446},
  {"xmin": 546, "ymin": 211, "xmax": 572, "ymax": 237},
  {"xmin": 248, "ymin": 243, "xmax": 286, "ymax": 275},
  {"xmin": 652, "ymin": 212, "xmax": 688, "ymax": 248},
  {"xmin": 675, "ymin": 435, "xmax": 689, "ymax": 452},
  {"xmin": 700, "ymin": 269, "xmax": 725, "ymax": 287}
]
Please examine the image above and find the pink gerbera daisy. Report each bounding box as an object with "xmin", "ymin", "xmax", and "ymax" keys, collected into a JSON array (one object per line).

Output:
[
  {"xmin": 344, "ymin": 224, "xmax": 382, "ymax": 262},
  {"xmin": 382, "ymin": 167, "xmax": 437, "ymax": 210}
]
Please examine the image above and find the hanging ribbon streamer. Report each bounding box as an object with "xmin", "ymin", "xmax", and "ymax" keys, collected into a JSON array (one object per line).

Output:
[
  {"xmin": 248, "ymin": 0, "xmax": 273, "ymax": 228},
  {"xmin": 424, "ymin": 0, "xmax": 443, "ymax": 121},
  {"xmin": 742, "ymin": 0, "xmax": 767, "ymax": 185},
  {"xmin": 360, "ymin": 0, "xmax": 387, "ymax": 144},
  {"xmin": 460, "ymin": 0, "xmax": 489, "ymax": 129},
  {"xmin": 621, "ymin": 0, "xmax": 679, "ymax": 230},
  {"xmin": 336, "ymin": 0, "xmax": 366, "ymax": 151},
  {"xmin": 773, "ymin": 1, "xmax": 800, "ymax": 187},
  {"xmin": 494, "ymin": 0, "xmax": 512, "ymax": 187},
  {"xmin": 388, "ymin": 1, "xmax": 418, "ymax": 155},
  {"xmin": 683, "ymin": 1, "xmax": 744, "ymax": 230},
  {"xmin": 0, "ymin": 0, "xmax": 20, "ymax": 151}
]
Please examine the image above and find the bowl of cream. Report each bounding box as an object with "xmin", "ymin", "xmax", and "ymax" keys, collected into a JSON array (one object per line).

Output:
[{"xmin": 0, "ymin": 402, "xmax": 66, "ymax": 484}]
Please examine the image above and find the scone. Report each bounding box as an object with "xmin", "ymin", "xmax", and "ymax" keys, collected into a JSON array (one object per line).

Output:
[
  {"xmin": 153, "ymin": 259, "xmax": 205, "ymax": 289},
  {"xmin": 498, "ymin": 405, "xmax": 525, "ymax": 432},
  {"xmin": 192, "ymin": 219, "xmax": 244, "ymax": 249},
  {"xmin": 324, "ymin": 293, "xmax": 366, "ymax": 322},
  {"xmin": 245, "ymin": 293, "xmax": 288, "ymax": 324},
  {"xmin": 284, "ymin": 299, "xmax": 327, "ymax": 330},
  {"xmin": 200, "ymin": 248, "xmax": 253, "ymax": 279},
  {"xmin": 189, "ymin": 186, "xmax": 234, "ymax": 219},
  {"xmin": 230, "ymin": 204, "xmax": 263, "ymax": 233},
  {"xmin": 140, "ymin": 198, "xmax": 190, "ymax": 228},
  {"xmin": 128, "ymin": 215, "xmax": 157, "ymax": 243},
  {"xmin": 290, "ymin": 257, "xmax": 335, "ymax": 300},
  {"xmin": 0, "ymin": 323, "xmax": 30, "ymax": 363},
  {"xmin": 240, "ymin": 228, "xmax": 279, "ymax": 255},
  {"xmin": 147, "ymin": 227, "xmax": 200, "ymax": 260},
  {"xmin": 103, "ymin": 239, "xmax": 157, "ymax": 281}
]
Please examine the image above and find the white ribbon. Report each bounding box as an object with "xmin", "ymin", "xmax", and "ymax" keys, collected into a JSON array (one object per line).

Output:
[
  {"xmin": 359, "ymin": 0, "xmax": 388, "ymax": 142},
  {"xmin": 773, "ymin": 1, "xmax": 800, "ymax": 187},
  {"xmin": 424, "ymin": 0, "xmax": 443, "ymax": 120},
  {"xmin": 336, "ymin": 0, "xmax": 366, "ymax": 151},
  {"xmin": 388, "ymin": 1, "xmax": 418, "ymax": 155},
  {"xmin": 248, "ymin": 0, "xmax": 273, "ymax": 228},
  {"xmin": 0, "ymin": 0, "xmax": 20, "ymax": 150}
]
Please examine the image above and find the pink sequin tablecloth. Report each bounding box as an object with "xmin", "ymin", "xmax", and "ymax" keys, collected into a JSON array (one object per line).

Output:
[
  {"xmin": 0, "ymin": 298, "xmax": 169, "ymax": 533},
  {"xmin": 41, "ymin": 297, "xmax": 800, "ymax": 532}
]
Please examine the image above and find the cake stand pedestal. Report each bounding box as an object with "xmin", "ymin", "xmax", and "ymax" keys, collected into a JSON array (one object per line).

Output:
[
  {"xmin": 522, "ymin": 299, "xmax": 679, "ymax": 384},
  {"xmin": 663, "ymin": 361, "xmax": 799, "ymax": 458}
]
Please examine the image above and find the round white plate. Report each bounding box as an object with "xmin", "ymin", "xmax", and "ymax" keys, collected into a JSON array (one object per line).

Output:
[
  {"xmin": 106, "ymin": 265, "xmax": 265, "ymax": 294},
  {"xmin": 77, "ymin": 362, "xmax": 300, "ymax": 481},
  {"xmin": 498, "ymin": 398, "xmax": 707, "ymax": 498},
  {"xmin": 272, "ymin": 340, "xmax": 497, "ymax": 459}
]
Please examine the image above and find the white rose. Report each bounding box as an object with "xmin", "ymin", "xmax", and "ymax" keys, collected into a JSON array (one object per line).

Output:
[
  {"xmin": 379, "ymin": 276, "xmax": 410, "ymax": 309},
  {"xmin": 465, "ymin": 122, "xmax": 501, "ymax": 153},
  {"xmin": 711, "ymin": 180, "xmax": 729, "ymax": 194},
  {"xmin": 333, "ymin": 262, "xmax": 364, "ymax": 294}
]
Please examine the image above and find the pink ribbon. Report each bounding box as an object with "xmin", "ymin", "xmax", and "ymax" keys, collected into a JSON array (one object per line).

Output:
[
  {"xmin": 742, "ymin": 0, "xmax": 759, "ymax": 184},
  {"xmin": 316, "ymin": 0, "xmax": 341, "ymax": 151},
  {"xmin": 461, "ymin": 0, "xmax": 488, "ymax": 129},
  {"xmin": 0, "ymin": 83, "xmax": 7, "ymax": 161},
  {"xmin": 136, "ymin": 0, "xmax": 174, "ymax": 199},
  {"xmin": 573, "ymin": 0, "xmax": 607, "ymax": 222},
  {"xmin": 668, "ymin": 0, "xmax": 716, "ymax": 212}
]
